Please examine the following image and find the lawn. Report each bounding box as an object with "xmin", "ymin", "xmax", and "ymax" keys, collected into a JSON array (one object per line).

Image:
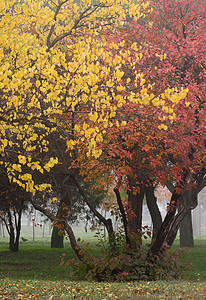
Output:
[{"xmin": 0, "ymin": 237, "xmax": 205, "ymax": 299}]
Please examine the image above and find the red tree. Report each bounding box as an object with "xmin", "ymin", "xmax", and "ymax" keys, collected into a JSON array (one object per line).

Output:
[{"xmin": 74, "ymin": 0, "xmax": 206, "ymax": 255}]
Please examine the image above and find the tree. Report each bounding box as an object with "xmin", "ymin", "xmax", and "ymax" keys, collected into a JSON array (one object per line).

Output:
[
  {"xmin": 140, "ymin": 0, "xmax": 206, "ymax": 250},
  {"xmin": 73, "ymin": 0, "xmax": 205, "ymax": 256},
  {"xmin": 1, "ymin": 0, "xmax": 205, "ymax": 279},
  {"xmin": 0, "ymin": 0, "xmax": 155, "ymax": 258},
  {"xmin": 111, "ymin": 0, "xmax": 206, "ymax": 250},
  {"xmin": 0, "ymin": 0, "xmax": 147, "ymax": 192},
  {"xmin": 0, "ymin": 171, "xmax": 29, "ymax": 251},
  {"xmin": 132, "ymin": 0, "xmax": 206, "ymax": 253}
]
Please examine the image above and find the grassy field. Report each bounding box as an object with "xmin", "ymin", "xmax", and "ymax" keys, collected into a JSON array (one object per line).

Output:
[{"xmin": 0, "ymin": 237, "xmax": 205, "ymax": 299}]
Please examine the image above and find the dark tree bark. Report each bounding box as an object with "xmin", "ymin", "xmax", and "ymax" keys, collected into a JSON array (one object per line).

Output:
[
  {"xmin": 51, "ymin": 196, "xmax": 70, "ymax": 248},
  {"xmin": 148, "ymin": 186, "xmax": 181, "ymax": 256},
  {"xmin": 51, "ymin": 225, "xmax": 64, "ymax": 248},
  {"xmin": 160, "ymin": 174, "xmax": 206, "ymax": 249},
  {"xmin": 127, "ymin": 178, "xmax": 144, "ymax": 241},
  {"xmin": 72, "ymin": 173, "xmax": 115, "ymax": 244},
  {"xmin": 30, "ymin": 196, "xmax": 86, "ymax": 261},
  {"xmin": 7, "ymin": 207, "xmax": 22, "ymax": 252},
  {"xmin": 166, "ymin": 189, "xmax": 198, "ymax": 247},
  {"xmin": 180, "ymin": 210, "xmax": 194, "ymax": 247},
  {"xmin": 9, "ymin": 224, "xmax": 15, "ymax": 251},
  {"xmin": 166, "ymin": 180, "xmax": 195, "ymax": 247},
  {"xmin": 114, "ymin": 187, "xmax": 131, "ymax": 247},
  {"xmin": 144, "ymin": 181, "xmax": 162, "ymax": 241}
]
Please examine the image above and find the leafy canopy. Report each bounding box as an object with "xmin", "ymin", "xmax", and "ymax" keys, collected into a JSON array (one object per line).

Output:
[{"xmin": 0, "ymin": 0, "xmax": 187, "ymax": 195}]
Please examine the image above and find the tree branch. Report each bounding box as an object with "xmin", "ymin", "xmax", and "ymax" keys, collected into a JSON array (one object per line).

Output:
[
  {"xmin": 114, "ymin": 187, "xmax": 131, "ymax": 247},
  {"xmin": 71, "ymin": 172, "xmax": 115, "ymax": 242},
  {"xmin": 30, "ymin": 196, "xmax": 85, "ymax": 261}
]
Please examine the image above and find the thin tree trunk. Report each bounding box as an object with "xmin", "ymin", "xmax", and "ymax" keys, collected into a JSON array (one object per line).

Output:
[
  {"xmin": 144, "ymin": 181, "xmax": 162, "ymax": 241},
  {"xmin": 72, "ymin": 173, "xmax": 115, "ymax": 243},
  {"xmin": 114, "ymin": 187, "xmax": 131, "ymax": 247}
]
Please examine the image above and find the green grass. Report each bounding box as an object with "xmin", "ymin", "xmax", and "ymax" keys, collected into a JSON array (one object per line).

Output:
[
  {"xmin": 172, "ymin": 239, "xmax": 206, "ymax": 281},
  {"xmin": 0, "ymin": 237, "xmax": 103, "ymax": 281},
  {"xmin": 0, "ymin": 237, "xmax": 205, "ymax": 299}
]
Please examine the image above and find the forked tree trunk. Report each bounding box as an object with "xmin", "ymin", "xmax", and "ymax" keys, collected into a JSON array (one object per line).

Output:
[
  {"xmin": 148, "ymin": 187, "xmax": 181, "ymax": 256},
  {"xmin": 179, "ymin": 190, "xmax": 196, "ymax": 247},
  {"xmin": 8, "ymin": 208, "xmax": 22, "ymax": 252},
  {"xmin": 166, "ymin": 189, "xmax": 198, "ymax": 247},
  {"xmin": 165, "ymin": 181, "xmax": 195, "ymax": 247}
]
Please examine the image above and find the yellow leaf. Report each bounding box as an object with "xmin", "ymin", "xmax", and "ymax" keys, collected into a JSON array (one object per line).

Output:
[
  {"xmin": 36, "ymin": 80, "xmax": 41, "ymax": 88},
  {"xmin": 116, "ymin": 69, "xmax": 124, "ymax": 82},
  {"xmin": 18, "ymin": 155, "xmax": 27, "ymax": 165}
]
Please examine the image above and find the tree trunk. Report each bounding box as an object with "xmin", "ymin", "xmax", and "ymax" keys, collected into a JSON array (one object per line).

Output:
[
  {"xmin": 51, "ymin": 202, "xmax": 65, "ymax": 249},
  {"xmin": 179, "ymin": 190, "xmax": 196, "ymax": 248},
  {"xmin": 30, "ymin": 196, "xmax": 86, "ymax": 261},
  {"xmin": 9, "ymin": 222, "xmax": 20, "ymax": 252},
  {"xmin": 144, "ymin": 182, "xmax": 162, "ymax": 241},
  {"xmin": 13, "ymin": 215, "xmax": 21, "ymax": 252},
  {"xmin": 8, "ymin": 210, "xmax": 17, "ymax": 252},
  {"xmin": 114, "ymin": 187, "xmax": 131, "ymax": 247},
  {"xmin": 180, "ymin": 210, "xmax": 194, "ymax": 247},
  {"xmin": 148, "ymin": 187, "xmax": 181, "ymax": 256},
  {"xmin": 51, "ymin": 225, "xmax": 64, "ymax": 248},
  {"xmin": 51, "ymin": 190, "xmax": 72, "ymax": 248},
  {"xmin": 127, "ymin": 178, "xmax": 144, "ymax": 242},
  {"xmin": 9, "ymin": 227, "xmax": 15, "ymax": 251},
  {"xmin": 11, "ymin": 236, "xmax": 20, "ymax": 252},
  {"xmin": 165, "ymin": 181, "xmax": 202, "ymax": 247},
  {"xmin": 9, "ymin": 208, "xmax": 22, "ymax": 252},
  {"xmin": 166, "ymin": 189, "xmax": 198, "ymax": 247},
  {"xmin": 72, "ymin": 173, "xmax": 115, "ymax": 244}
]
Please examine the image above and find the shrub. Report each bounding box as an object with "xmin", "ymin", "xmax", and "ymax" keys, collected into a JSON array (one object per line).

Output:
[{"xmin": 61, "ymin": 227, "xmax": 191, "ymax": 282}]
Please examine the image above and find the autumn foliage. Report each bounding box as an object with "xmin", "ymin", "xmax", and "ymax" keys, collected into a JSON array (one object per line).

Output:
[{"xmin": 0, "ymin": 0, "xmax": 205, "ymax": 279}]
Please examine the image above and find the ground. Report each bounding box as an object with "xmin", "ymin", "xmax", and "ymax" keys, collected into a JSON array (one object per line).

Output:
[{"xmin": 0, "ymin": 237, "xmax": 205, "ymax": 299}]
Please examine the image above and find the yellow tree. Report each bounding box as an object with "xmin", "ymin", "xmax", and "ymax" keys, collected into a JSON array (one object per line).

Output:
[
  {"xmin": 0, "ymin": 0, "xmax": 153, "ymax": 255},
  {"xmin": 0, "ymin": 0, "xmax": 150, "ymax": 192}
]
